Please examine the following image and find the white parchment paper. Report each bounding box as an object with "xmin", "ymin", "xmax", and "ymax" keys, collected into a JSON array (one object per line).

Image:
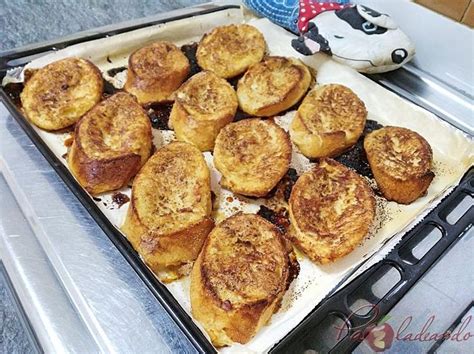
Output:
[{"xmin": 5, "ymin": 7, "xmax": 473, "ymax": 353}]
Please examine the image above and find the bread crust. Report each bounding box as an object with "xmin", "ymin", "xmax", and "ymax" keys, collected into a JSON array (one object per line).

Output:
[
  {"xmin": 364, "ymin": 126, "xmax": 434, "ymax": 204},
  {"xmin": 289, "ymin": 159, "xmax": 376, "ymax": 264},
  {"xmin": 68, "ymin": 92, "xmax": 152, "ymax": 195},
  {"xmin": 122, "ymin": 141, "xmax": 213, "ymax": 281},
  {"xmin": 196, "ymin": 24, "xmax": 266, "ymax": 79},
  {"xmin": 20, "ymin": 57, "xmax": 103, "ymax": 130},
  {"xmin": 169, "ymin": 71, "xmax": 238, "ymax": 151},
  {"xmin": 124, "ymin": 41, "xmax": 190, "ymax": 105},
  {"xmin": 290, "ymin": 84, "xmax": 367, "ymax": 158},
  {"xmin": 213, "ymin": 118, "xmax": 292, "ymax": 197},
  {"xmin": 236, "ymin": 56, "xmax": 311, "ymax": 117},
  {"xmin": 191, "ymin": 213, "xmax": 295, "ymax": 346}
]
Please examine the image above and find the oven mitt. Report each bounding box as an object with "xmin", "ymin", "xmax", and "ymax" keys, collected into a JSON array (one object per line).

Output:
[{"xmin": 243, "ymin": 0, "xmax": 415, "ymax": 73}]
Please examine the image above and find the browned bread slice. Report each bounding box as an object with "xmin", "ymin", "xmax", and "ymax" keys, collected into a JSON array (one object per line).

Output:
[
  {"xmin": 191, "ymin": 213, "xmax": 297, "ymax": 347},
  {"xmin": 68, "ymin": 92, "xmax": 152, "ymax": 195},
  {"xmin": 169, "ymin": 71, "xmax": 238, "ymax": 151},
  {"xmin": 290, "ymin": 84, "xmax": 367, "ymax": 158},
  {"xmin": 213, "ymin": 118, "xmax": 292, "ymax": 197},
  {"xmin": 289, "ymin": 159, "xmax": 376, "ymax": 264},
  {"xmin": 364, "ymin": 126, "xmax": 434, "ymax": 204},
  {"xmin": 196, "ymin": 24, "xmax": 266, "ymax": 79},
  {"xmin": 20, "ymin": 57, "xmax": 103, "ymax": 130},
  {"xmin": 124, "ymin": 41, "xmax": 190, "ymax": 105},
  {"xmin": 121, "ymin": 141, "xmax": 213, "ymax": 282},
  {"xmin": 236, "ymin": 56, "xmax": 311, "ymax": 117}
]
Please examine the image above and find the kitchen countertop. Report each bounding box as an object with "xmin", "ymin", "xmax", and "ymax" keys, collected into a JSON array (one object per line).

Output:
[
  {"xmin": 0, "ymin": 0, "xmax": 207, "ymax": 51},
  {"xmin": 0, "ymin": 262, "xmax": 37, "ymax": 354}
]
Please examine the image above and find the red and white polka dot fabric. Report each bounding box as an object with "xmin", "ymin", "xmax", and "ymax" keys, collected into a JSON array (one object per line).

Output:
[{"xmin": 297, "ymin": 1, "xmax": 350, "ymax": 32}]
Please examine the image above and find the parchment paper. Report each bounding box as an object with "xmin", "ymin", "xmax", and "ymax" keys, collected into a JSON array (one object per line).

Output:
[{"xmin": 4, "ymin": 7, "xmax": 473, "ymax": 353}]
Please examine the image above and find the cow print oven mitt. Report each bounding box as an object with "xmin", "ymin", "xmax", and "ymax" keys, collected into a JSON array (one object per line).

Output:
[{"xmin": 243, "ymin": 0, "xmax": 415, "ymax": 73}]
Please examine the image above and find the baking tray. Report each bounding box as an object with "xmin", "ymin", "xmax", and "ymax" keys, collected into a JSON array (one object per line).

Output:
[{"xmin": 0, "ymin": 4, "xmax": 472, "ymax": 353}]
